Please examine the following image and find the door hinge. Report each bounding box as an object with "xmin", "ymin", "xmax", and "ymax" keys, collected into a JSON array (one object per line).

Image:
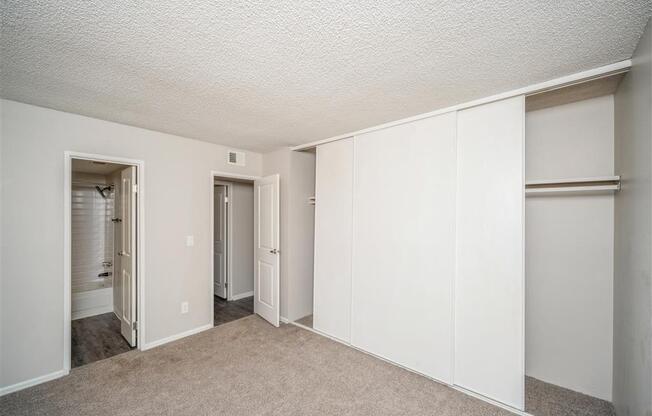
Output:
[
  {"xmin": 132, "ymin": 321, "xmax": 137, "ymax": 331},
  {"xmin": 224, "ymin": 196, "xmax": 229, "ymax": 203},
  {"xmin": 133, "ymin": 184, "xmax": 139, "ymax": 193}
]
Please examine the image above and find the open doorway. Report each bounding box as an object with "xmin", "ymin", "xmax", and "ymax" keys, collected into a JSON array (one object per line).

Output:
[
  {"xmin": 211, "ymin": 172, "xmax": 281, "ymax": 328},
  {"xmin": 67, "ymin": 155, "xmax": 141, "ymax": 368},
  {"xmin": 212, "ymin": 178, "xmax": 255, "ymax": 326}
]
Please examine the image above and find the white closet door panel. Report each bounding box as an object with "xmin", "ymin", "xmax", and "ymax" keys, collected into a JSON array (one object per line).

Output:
[
  {"xmin": 313, "ymin": 138, "xmax": 353, "ymax": 342},
  {"xmin": 454, "ymin": 96, "xmax": 525, "ymax": 409},
  {"xmin": 351, "ymin": 112, "xmax": 457, "ymax": 382}
]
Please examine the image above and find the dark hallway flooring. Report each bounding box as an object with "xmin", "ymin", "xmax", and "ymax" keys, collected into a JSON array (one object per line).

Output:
[
  {"xmin": 295, "ymin": 314, "xmax": 313, "ymax": 328},
  {"xmin": 71, "ymin": 296, "xmax": 253, "ymax": 368},
  {"xmin": 214, "ymin": 295, "xmax": 254, "ymax": 326},
  {"xmin": 71, "ymin": 312, "xmax": 134, "ymax": 368}
]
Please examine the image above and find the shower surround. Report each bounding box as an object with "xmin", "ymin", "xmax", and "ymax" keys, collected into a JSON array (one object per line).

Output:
[{"xmin": 71, "ymin": 172, "xmax": 115, "ymax": 320}]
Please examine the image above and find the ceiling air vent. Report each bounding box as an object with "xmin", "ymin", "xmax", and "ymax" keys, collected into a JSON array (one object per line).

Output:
[{"xmin": 227, "ymin": 150, "xmax": 245, "ymax": 166}]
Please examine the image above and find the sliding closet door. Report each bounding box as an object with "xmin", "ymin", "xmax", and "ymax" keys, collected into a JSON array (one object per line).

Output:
[
  {"xmin": 351, "ymin": 112, "xmax": 457, "ymax": 383},
  {"xmin": 454, "ymin": 96, "xmax": 525, "ymax": 409},
  {"xmin": 313, "ymin": 138, "xmax": 353, "ymax": 342}
]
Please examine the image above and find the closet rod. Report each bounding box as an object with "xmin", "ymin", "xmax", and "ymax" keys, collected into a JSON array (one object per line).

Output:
[{"xmin": 525, "ymin": 176, "xmax": 620, "ymax": 194}]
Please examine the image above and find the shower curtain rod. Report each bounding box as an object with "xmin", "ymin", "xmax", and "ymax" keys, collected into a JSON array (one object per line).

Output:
[{"xmin": 71, "ymin": 181, "xmax": 115, "ymax": 187}]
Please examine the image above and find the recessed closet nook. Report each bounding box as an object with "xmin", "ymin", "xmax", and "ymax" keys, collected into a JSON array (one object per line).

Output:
[{"xmin": 292, "ymin": 71, "xmax": 627, "ymax": 416}]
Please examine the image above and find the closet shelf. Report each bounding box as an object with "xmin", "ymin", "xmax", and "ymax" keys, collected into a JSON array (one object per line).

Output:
[{"xmin": 525, "ymin": 176, "xmax": 620, "ymax": 194}]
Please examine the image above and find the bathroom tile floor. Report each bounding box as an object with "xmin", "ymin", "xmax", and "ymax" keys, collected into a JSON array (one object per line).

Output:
[{"xmin": 71, "ymin": 312, "xmax": 134, "ymax": 368}]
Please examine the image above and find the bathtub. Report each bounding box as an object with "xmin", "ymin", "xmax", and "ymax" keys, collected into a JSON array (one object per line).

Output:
[{"xmin": 72, "ymin": 284, "xmax": 114, "ymax": 320}]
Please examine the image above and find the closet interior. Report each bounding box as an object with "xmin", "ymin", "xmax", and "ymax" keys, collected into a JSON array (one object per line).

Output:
[
  {"xmin": 523, "ymin": 74, "xmax": 622, "ymax": 415},
  {"xmin": 293, "ymin": 70, "xmax": 627, "ymax": 415}
]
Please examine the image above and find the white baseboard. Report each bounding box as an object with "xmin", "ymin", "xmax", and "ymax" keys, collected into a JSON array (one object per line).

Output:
[
  {"xmin": 0, "ymin": 369, "xmax": 69, "ymax": 397},
  {"xmin": 230, "ymin": 291, "xmax": 254, "ymax": 301},
  {"xmin": 450, "ymin": 385, "xmax": 531, "ymax": 416},
  {"xmin": 72, "ymin": 304, "xmax": 114, "ymax": 320},
  {"xmin": 140, "ymin": 323, "xmax": 213, "ymax": 351},
  {"xmin": 280, "ymin": 316, "xmax": 290, "ymax": 324}
]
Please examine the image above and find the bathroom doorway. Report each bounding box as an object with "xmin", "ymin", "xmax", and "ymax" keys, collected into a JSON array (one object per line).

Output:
[{"xmin": 65, "ymin": 154, "xmax": 143, "ymax": 368}]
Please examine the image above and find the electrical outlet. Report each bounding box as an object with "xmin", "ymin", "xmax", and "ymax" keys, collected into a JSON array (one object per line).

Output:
[
  {"xmin": 186, "ymin": 235, "xmax": 194, "ymax": 247},
  {"xmin": 181, "ymin": 301, "xmax": 189, "ymax": 314}
]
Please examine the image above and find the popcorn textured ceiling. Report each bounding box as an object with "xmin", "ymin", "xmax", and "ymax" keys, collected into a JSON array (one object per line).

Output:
[{"xmin": 1, "ymin": 1, "xmax": 650, "ymax": 151}]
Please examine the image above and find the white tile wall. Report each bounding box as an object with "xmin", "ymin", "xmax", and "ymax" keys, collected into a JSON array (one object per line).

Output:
[{"xmin": 71, "ymin": 176, "xmax": 114, "ymax": 293}]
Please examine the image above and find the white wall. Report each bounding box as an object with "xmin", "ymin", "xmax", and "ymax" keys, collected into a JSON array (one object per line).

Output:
[
  {"xmin": 525, "ymin": 95, "xmax": 614, "ymax": 400},
  {"xmin": 614, "ymin": 18, "xmax": 652, "ymax": 416},
  {"xmin": 230, "ymin": 182, "xmax": 254, "ymax": 298},
  {"xmin": 262, "ymin": 148, "xmax": 315, "ymax": 321},
  {"xmin": 0, "ymin": 100, "xmax": 262, "ymax": 390}
]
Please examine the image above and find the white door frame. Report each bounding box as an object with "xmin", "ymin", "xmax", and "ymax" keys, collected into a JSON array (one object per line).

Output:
[
  {"xmin": 213, "ymin": 180, "xmax": 233, "ymax": 300},
  {"xmin": 209, "ymin": 171, "xmax": 261, "ymax": 326},
  {"xmin": 64, "ymin": 151, "xmax": 146, "ymax": 372}
]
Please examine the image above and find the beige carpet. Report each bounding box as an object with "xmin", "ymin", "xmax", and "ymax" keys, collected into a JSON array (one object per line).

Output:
[
  {"xmin": 1, "ymin": 315, "xmax": 511, "ymax": 416},
  {"xmin": 526, "ymin": 376, "xmax": 615, "ymax": 416}
]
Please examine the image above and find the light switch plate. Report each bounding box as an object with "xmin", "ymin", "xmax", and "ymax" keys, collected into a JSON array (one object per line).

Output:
[
  {"xmin": 181, "ymin": 302, "xmax": 189, "ymax": 314},
  {"xmin": 186, "ymin": 235, "xmax": 194, "ymax": 247}
]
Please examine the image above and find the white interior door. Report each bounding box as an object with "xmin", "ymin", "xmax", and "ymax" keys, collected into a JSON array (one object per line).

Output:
[
  {"xmin": 254, "ymin": 174, "xmax": 280, "ymax": 327},
  {"xmin": 214, "ymin": 185, "xmax": 227, "ymax": 299},
  {"xmin": 454, "ymin": 96, "xmax": 525, "ymax": 409},
  {"xmin": 119, "ymin": 166, "xmax": 137, "ymax": 346},
  {"xmin": 313, "ymin": 138, "xmax": 353, "ymax": 342}
]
